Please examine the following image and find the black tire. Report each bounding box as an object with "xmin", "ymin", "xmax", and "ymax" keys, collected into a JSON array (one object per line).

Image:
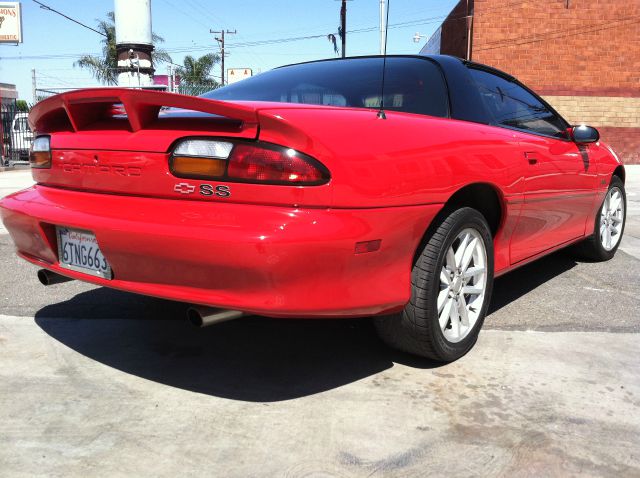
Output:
[
  {"xmin": 375, "ymin": 207, "xmax": 494, "ymax": 362},
  {"xmin": 574, "ymin": 176, "xmax": 626, "ymax": 262}
]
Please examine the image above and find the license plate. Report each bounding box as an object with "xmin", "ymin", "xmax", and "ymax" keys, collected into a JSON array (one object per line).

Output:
[{"xmin": 56, "ymin": 227, "xmax": 112, "ymax": 279}]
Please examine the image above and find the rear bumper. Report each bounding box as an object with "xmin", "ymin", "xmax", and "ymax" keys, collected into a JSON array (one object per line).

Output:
[{"xmin": 0, "ymin": 185, "xmax": 441, "ymax": 317}]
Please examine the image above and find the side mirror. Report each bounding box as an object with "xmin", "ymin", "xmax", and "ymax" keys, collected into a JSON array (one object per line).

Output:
[{"xmin": 571, "ymin": 125, "xmax": 600, "ymax": 144}]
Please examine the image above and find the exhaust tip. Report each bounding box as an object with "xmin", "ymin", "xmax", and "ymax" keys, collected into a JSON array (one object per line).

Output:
[
  {"xmin": 187, "ymin": 307, "xmax": 204, "ymax": 327},
  {"xmin": 186, "ymin": 306, "xmax": 244, "ymax": 327},
  {"xmin": 37, "ymin": 269, "xmax": 51, "ymax": 286},
  {"xmin": 37, "ymin": 269, "xmax": 74, "ymax": 286}
]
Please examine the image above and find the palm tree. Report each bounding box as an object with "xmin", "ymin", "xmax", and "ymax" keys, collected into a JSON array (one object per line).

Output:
[
  {"xmin": 176, "ymin": 54, "xmax": 221, "ymax": 88},
  {"xmin": 75, "ymin": 12, "xmax": 172, "ymax": 85}
]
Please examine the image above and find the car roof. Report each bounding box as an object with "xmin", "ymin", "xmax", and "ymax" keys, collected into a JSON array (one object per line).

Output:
[{"xmin": 275, "ymin": 54, "xmax": 517, "ymax": 82}]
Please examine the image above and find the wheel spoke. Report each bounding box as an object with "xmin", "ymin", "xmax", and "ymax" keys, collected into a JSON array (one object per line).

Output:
[
  {"xmin": 437, "ymin": 288, "xmax": 449, "ymax": 312},
  {"xmin": 449, "ymin": 304, "xmax": 461, "ymax": 337},
  {"xmin": 440, "ymin": 268, "xmax": 451, "ymax": 286},
  {"xmin": 463, "ymin": 284, "xmax": 484, "ymax": 295},
  {"xmin": 454, "ymin": 233, "xmax": 470, "ymax": 268},
  {"xmin": 463, "ymin": 266, "xmax": 485, "ymax": 279},
  {"xmin": 439, "ymin": 297, "xmax": 454, "ymax": 332},
  {"xmin": 610, "ymin": 192, "xmax": 621, "ymax": 212},
  {"xmin": 460, "ymin": 237, "xmax": 478, "ymax": 272},
  {"xmin": 458, "ymin": 295, "xmax": 469, "ymax": 326},
  {"xmin": 446, "ymin": 247, "xmax": 456, "ymax": 270},
  {"xmin": 611, "ymin": 223, "xmax": 620, "ymax": 235},
  {"xmin": 611, "ymin": 216, "xmax": 623, "ymax": 224}
]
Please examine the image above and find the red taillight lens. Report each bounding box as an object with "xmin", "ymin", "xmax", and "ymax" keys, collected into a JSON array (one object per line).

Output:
[{"xmin": 227, "ymin": 143, "xmax": 329, "ymax": 185}]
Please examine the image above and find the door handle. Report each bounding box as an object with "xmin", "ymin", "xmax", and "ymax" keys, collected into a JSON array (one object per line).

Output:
[{"xmin": 524, "ymin": 152, "xmax": 538, "ymax": 165}]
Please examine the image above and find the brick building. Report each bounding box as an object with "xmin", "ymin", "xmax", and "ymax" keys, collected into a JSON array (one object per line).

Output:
[{"xmin": 421, "ymin": 0, "xmax": 640, "ymax": 164}]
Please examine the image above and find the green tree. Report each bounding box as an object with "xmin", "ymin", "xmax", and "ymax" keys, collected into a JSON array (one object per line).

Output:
[
  {"xmin": 75, "ymin": 12, "xmax": 172, "ymax": 85},
  {"xmin": 16, "ymin": 100, "xmax": 29, "ymax": 112},
  {"xmin": 176, "ymin": 54, "xmax": 221, "ymax": 88}
]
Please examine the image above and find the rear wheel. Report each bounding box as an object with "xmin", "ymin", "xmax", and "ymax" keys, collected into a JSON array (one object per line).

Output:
[
  {"xmin": 375, "ymin": 207, "xmax": 494, "ymax": 362},
  {"xmin": 575, "ymin": 176, "xmax": 626, "ymax": 261}
]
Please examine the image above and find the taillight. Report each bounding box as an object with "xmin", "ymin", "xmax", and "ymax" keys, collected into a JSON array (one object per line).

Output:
[
  {"xmin": 227, "ymin": 143, "xmax": 328, "ymax": 185},
  {"xmin": 30, "ymin": 136, "xmax": 51, "ymax": 169},
  {"xmin": 170, "ymin": 139, "xmax": 329, "ymax": 185},
  {"xmin": 171, "ymin": 139, "xmax": 232, "ymax": 179}
]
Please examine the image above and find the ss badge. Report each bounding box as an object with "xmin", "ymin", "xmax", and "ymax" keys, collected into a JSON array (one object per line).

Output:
[{"xmin": 200, "ymin": 184, "xmax": 231, "ymax": 198}]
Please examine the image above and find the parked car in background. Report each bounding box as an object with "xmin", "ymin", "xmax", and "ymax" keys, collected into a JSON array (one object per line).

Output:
[
  {"xmin": 0, "ymin": 55, "xmax": 627, "ymax": 361},
  {"xmin": 10, "ymin": 112, "xmax": 33, "ymax": 163}
]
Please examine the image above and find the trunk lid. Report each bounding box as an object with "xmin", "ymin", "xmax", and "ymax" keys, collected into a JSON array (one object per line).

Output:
[{"xmin": 29, "ymin": 89, "xmax": 332, "ymax": 207}]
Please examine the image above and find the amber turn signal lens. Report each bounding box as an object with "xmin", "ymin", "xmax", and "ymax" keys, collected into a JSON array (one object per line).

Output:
[
  {"xmin": 171, "ymin": 156, "xmax": 226, "ymax": 178},
  {"xmin": 30, "ymin": 136, "xmax": 52, "ymax": 169},
  {"xmin": 30, "ymin": 151, "xmax": 52, "ymax": 168}
]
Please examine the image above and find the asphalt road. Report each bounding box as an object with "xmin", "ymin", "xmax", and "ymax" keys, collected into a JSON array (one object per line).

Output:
[{"xmin": 1, "ymin": 168, "xmax": 639, "ymax": 476}]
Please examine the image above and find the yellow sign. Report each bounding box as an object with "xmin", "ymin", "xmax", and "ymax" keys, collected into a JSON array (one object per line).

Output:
[{"xmin": 227, "ymin": 68, "xmax": 253, "ymax": 85}]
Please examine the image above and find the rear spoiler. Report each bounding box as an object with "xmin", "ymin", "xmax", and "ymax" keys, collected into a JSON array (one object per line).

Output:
[{"xmin": 29, "ymin": 88, "xmax": 259, "ymax": 133}]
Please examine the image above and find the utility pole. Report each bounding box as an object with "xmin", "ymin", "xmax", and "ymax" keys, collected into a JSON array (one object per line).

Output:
[
  {"xmin": 210, "ymin": 29, "xmax": 236, "ymax": 86},
  {"xmin": 31, "ymin": 69, "xmax": 36, "ymax": 103},
  {"xmin": 379, "ymin": 0, "xmax": 387, "ymax": 55}
]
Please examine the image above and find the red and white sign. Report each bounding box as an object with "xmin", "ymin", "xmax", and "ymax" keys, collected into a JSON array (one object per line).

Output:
[
  {"xmin": 0, "ymin": 2, "xmax": 22, "ymax": 44},
  {"xmin": 227, "ymin": 68, "xmax": 253, "ymax": 85}
]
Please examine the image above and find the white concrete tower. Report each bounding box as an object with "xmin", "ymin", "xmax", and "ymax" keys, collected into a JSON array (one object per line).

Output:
[{"xmin": 114, "ymin": 0, "xmax": 154, "ymax": 87}]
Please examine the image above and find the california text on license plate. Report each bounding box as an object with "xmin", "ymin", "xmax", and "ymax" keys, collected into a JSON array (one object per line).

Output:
[{"xmin": 56, "ymin": 227, "xmax": 112, "ymax": 279}]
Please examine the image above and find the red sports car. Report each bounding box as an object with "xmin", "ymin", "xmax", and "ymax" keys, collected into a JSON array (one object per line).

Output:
[{"xmin": 0, "ymin": 55, "xmax": 626, "ymax": 361}]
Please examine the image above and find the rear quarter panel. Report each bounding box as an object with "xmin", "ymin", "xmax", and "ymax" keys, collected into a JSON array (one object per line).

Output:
[{"xmin": 258, "ymin": 108, "xmax": 525, "ymax": 208}]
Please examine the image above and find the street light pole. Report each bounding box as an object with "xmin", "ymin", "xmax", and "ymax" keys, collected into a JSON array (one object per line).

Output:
[
  {"xmin": 340, "ymin": 0, "xmax": 346, "ymax": 58},
  {"xmin": 379, "ymin": 0, "xmax": 387, "ymax": 55}
]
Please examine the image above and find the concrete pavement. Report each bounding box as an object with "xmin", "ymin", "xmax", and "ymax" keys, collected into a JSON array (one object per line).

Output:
[
  {"xmin": 0, "ymin": 316, "xmax": 638, "ymax": 477},
  {"xmin": 0, "ymin": 166, "xmax": 639, "ymax": 476}
]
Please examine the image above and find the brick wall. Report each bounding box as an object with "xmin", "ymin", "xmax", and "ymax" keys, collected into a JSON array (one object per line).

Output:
[
  {"xmin": 430, "ymin": 0, "xmax": 640, "ymax": 164},
  {"xmin": 543, "ymin": 96, "xmax": 640, "ymax": 128},
  {"xmin": 471, "ymin": 0, "xmax": 640, "ymax": 164}
]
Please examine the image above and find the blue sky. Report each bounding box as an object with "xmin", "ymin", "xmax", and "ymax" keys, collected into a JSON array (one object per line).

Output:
[{"xmin": 0, "ymin": 0, "xmax": 458, "ymax": 102}]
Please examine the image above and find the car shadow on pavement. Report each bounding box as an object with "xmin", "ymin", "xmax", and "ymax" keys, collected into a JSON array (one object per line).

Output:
[
  {"xmin": 33, "ymin": 249, "xmax": 577, "ymax": 402},
  {"xmin": 34, "ymin": 290, "xmax": 441, "ymax": 402},
  {"xmin": 488, "ymin": 249, "xmax": 578, "ymax": 315}
]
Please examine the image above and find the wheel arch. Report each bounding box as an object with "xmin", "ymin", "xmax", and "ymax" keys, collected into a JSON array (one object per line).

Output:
[
  {"xmin": 412, "ymin": 182, "xmax": 505, "ymax": 265},
  {"xmin": 612, "ymin": 165, "xmax": 625, "ymax": 184}
]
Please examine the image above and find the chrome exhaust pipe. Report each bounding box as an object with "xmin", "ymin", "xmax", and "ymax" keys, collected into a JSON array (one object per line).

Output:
[
  {"xmin": 37, "ymin": 269, "xmax": 74, "ymax": 286},
  {"xmin": 187, "ymin": 306, "xmax": 244, "ymax": 327}
]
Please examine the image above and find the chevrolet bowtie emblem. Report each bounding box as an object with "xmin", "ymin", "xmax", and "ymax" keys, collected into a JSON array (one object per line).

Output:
[{"xmin": 174, "ymin": 183, "xmax": 196, "ymax": 194}]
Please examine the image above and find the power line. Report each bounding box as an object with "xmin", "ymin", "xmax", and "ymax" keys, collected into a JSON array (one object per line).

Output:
[
  {"xmin": 9, "ymin": 5, "xmax": 637, "ymax": 62},
  {"xmin": 32, "ymin": 0, "xmax": 107, "ymax": 37},
  {"xmin": 156, "ymin": 0, "xmax": 210, "ymax": 29}
]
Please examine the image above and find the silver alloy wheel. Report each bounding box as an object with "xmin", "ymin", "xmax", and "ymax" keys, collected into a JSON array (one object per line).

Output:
[
  {"xmin": 437, "ymin": 228, "xmax": 488, "ymax": 343},
  {"xmin": 600, "ymin": 187, "xmax": 625, "ymax": 251}
]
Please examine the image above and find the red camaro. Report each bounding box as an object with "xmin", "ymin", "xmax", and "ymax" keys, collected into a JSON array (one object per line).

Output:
[{"xmin": 0, "ymin": 55, "xmax": 627, "ymax": 361}]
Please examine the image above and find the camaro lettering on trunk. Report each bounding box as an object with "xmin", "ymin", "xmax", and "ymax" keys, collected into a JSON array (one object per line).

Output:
[{"xmin": 62, "ymin": 163, "xmax": 142, "ymax": 177}]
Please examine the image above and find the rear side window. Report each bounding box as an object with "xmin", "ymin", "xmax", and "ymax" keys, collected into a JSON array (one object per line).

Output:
[
  {"xmin": 204, "ymin": 57, "xmax": 449, "ymax": 118},
  {"xmin": 468, "ymin": 68, "xmax": 568, "ymax": 139}
]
